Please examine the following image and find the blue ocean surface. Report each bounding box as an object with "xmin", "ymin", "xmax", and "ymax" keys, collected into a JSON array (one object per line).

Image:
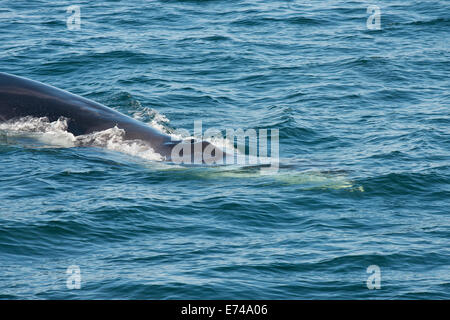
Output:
[{"xmin": 0, "ymin": 0, "xmax": 449, "ymax": 299}]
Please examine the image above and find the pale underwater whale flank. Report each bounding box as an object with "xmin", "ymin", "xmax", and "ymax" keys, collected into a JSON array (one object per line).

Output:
[{"xmin": 0, "ymin": 72, "xmax": 226, "ymax": 164}]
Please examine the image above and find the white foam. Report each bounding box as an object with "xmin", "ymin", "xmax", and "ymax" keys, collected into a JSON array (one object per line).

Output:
[
  {"xmin": 131, "ymin": 106, "xmax": 240, "ymax": 155},
  {"xmin": 0, "ymin": 117, "xmax": 163, "ymax": 161},
  {"xmin": 0, "ymin": 115, "xmax": 268, "ymax": 166},
  {"xmin": 131, "ymin": 106, "xmax": 171, "ymax": 134},
  {"xmin": 0, "ymin": 116, "xmax": 76, "ymax": 148}
]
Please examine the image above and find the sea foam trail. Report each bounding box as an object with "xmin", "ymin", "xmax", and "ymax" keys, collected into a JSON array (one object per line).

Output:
[{"xmin": 0, "ymin": 116, "xmax": 241, "ymax": 163}]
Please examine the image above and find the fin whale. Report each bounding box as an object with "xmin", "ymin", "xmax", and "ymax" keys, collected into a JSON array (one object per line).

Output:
[{"xmin": 0, "ymin": 72, "xmax": 225, "ymax": 163}]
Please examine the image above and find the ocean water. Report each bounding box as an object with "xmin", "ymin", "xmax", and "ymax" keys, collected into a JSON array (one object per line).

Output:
[{"xmin": 0, "ymin": 0, "xmax": 449, "ymax": 299}]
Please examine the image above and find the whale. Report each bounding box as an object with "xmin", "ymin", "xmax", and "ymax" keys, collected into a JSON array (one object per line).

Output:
[{"xmin": 0, "ymin": 72, "xmax": 225, "ymax": 163}]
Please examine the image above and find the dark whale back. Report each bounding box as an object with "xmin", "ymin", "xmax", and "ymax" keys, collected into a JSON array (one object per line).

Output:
[
  {"xmin": 0, "ymin": 72, "xmax": 177, "ymax": 157},
  {"xmin": 0, "ymin": 73, "xmax": 227, "ymax": 163}
]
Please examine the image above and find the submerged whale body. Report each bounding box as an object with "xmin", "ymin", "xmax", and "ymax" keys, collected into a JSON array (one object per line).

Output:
[{"xmin": 0, "ymin": 72, "xmax": 225, "ymax": 163}]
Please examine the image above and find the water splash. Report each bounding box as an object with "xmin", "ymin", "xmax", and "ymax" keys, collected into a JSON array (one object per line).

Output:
[{"xmin": 0, "ymin": 117, "xmax": 162, "ymax": 161}]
